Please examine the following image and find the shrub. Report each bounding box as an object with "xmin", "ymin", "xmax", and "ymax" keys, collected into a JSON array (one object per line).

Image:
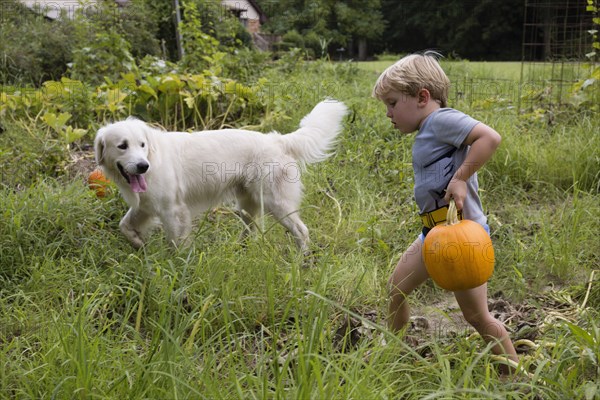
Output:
[
  {"xmin": 117, "ymin": 0, "xmax": 162, "ymax": 59},
  {"xmin": 278, "ymin": 30, "xmax": 305, "ymax": 52},
  {"xmin": 0, "ymin": 0, "xmax": 76, "ymax": 85},
  {"xmin": 221, "ymin": 48, "xmax": 273, "ymax": 82},
  {"xmin": 304, "ymin": 31, "xmax": 325, "ymax": 58},
  {"xmin": 70, "ymin": 30, "xmax": 136, "ymax": 86},
  {"xmin": 178, "ymin": 0, "xmax": 223, "ymax": 73},
  {"xmin": 69, "ymin": 2, "xmax": 138, "ymax": 85},
  {"xmin": 178, "ymin": 0, "xmax": 255, "ymax": 74},
  {"xmin": 0, "ymin": 0, "xmax": 161, "ymax": 86}
]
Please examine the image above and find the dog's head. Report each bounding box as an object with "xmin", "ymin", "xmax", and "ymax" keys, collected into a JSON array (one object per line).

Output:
[{"xmin": 94, "ymin": 118, "xmax": 154, "ymax": 194}]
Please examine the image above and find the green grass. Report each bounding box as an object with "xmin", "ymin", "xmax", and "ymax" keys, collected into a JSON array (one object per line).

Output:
[
  {"xmin": 360, "ymin": 59, "xmax": 592, "ymax": 81},
  {"xmin": 1, "ymin": 60, "xmax": 599, "ymax": 399}
]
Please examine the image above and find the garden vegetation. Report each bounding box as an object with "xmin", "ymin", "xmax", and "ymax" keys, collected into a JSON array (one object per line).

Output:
[{"xmin": 0, "ymin": 0, "xmax": 599, "ymax": 398}]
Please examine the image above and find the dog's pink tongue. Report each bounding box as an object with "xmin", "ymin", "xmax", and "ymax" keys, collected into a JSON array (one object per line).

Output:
[{"xmin": 129, "ymin": 174, "xmax": 147, "ymax": 193}]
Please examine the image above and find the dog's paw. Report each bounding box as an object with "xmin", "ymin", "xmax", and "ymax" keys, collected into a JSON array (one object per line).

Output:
[{"xmin": 130, "ymin": 238, "xmax": 145, "ymax": 250}]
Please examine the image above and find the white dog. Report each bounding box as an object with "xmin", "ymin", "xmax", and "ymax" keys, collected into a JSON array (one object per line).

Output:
[{"xmin": 94, "ymin": 100, "xmax": 347, "ymax": 252}]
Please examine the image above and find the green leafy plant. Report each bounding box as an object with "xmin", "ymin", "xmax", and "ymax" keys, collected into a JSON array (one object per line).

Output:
[
  {"xmin": 178, "ymin": 0, "xmax": 224, "ymax": 73},
  {"xmin": 568, "ymin": 0, "xmax": 600, "ymax": 111},
  {"xmin": 95, "ymin": 70, "xmax": 268, "ymax": 130},
  {"xmin": 70, "ymin": 30, "xmax": 136, "ymax": 86},
  {"xmin": 42, "ymin": 112, "xmax": 87, "ymax": 145}
]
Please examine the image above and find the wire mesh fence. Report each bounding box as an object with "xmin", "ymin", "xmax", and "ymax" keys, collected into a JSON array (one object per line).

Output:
[{"xmin": 446, "ymin": 0, "xmax": 598, "ymax": 114}]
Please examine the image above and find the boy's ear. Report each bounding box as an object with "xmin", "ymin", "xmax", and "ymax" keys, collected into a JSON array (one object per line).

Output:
[{"xmin": 417, "ymin": 88, "xmax": 431, "ymax": 104}]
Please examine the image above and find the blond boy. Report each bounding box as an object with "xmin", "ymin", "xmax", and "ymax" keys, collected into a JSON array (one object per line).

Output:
[{"xmin": 373, "ymin": 52, "xmax": 518, "ymax": 372}]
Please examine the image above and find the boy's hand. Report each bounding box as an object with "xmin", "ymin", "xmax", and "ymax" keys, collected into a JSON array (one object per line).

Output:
[{"xmin": 444, "ymin": 179, "xmax": 467, "ymax": 210}]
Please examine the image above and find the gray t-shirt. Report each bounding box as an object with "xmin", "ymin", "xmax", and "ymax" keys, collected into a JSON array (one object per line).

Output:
[{"xmin": 412, "ymin": 108, "xmax": 486, "ymax": 226}]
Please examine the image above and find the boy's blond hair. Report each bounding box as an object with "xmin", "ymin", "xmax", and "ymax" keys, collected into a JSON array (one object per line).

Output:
[{"xmin": 372, "ymin": 51, "xmax": 450, "ymax": 108}]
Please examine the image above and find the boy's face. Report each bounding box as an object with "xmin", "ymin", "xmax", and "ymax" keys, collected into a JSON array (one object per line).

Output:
[{"xmin": 381, "ymin": 90, "xmax": 422, "ymax": 134}]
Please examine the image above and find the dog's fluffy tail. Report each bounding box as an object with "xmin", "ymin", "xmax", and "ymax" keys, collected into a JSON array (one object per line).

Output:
[{"xmin": 279, "ymin": 100, "xmax": 348, "ymax": 165}]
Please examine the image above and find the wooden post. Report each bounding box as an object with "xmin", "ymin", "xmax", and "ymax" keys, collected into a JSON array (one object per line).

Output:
[{"xmin": 173, "ymin": 0, "xmax": 184, "ymax": 59}]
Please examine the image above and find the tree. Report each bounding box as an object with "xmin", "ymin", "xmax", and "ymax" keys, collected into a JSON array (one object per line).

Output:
[
  {"xmin": 380, "ymin": 0, "xmax": 524, "ymax": 60},
  {"xmin": 334, "ymin": 0, "xmax": 385, "ymax": 60},
  {"xmin": 262, "ymin": 0, "xmax": 385, "ymax": 59},
  {"xmin": 261, "ymin": 0, "xmax": 525, "ymax": 60}
]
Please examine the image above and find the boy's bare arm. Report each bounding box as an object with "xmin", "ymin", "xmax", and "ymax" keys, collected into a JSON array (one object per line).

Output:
[{"xmin": 444, "ymin": 123, "xmax": 501, "ymax": 209}]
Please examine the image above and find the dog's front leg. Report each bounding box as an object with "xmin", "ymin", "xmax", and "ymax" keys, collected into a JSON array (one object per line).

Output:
[
  {"xmin": 161, "ymin": 207, "xmax": 193, "ymax": 248},
  {"xmin": 279, "ymin": 213, "xmax": 310, "ymax": 255},
  {"xmin": 120, "ymin": 208, "xmax": 153, "ymax": 249}
]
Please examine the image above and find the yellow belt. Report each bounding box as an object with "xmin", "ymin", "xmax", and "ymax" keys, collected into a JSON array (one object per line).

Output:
[{"xmin": 420, "ymin": 206, "xmax": 463, "ymax": 229}]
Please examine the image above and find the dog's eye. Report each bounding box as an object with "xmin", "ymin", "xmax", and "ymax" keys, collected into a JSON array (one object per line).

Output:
[
  {"xmin": 141, "ymin": 142, "xmax": 145, "ymax": 148},
  {"xmin": 117, "ymin": 142, "xmax": 128, "ymax": 150}
]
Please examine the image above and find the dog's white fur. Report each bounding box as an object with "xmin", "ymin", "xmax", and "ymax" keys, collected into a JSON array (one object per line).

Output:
[{"xmin": 94, "ymin": 100, "xmax": 347, "ymax": 251}]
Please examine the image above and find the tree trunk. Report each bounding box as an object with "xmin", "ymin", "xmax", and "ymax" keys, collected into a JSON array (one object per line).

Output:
[{"xmin": 358, "ymin": 38, "xmax": 367, "ymax": 61}]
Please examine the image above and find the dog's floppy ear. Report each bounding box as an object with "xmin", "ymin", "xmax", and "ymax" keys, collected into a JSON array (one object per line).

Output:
[
  {"xmin": 94, "ymin": 127, "xmax": 106, "ymax": 165},
  {"xmin": 142, "ymin": 122, "xmax": 159, "ymax": 162}
]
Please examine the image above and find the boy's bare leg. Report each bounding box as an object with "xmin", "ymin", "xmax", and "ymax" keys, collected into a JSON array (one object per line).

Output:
[
  {"xmin": 388, "ymin": 238, "xmax": 430, "ymax": 332},
  {"xmin": 454, "ymin": 284, "xmax": 519, "ymax": 374}
]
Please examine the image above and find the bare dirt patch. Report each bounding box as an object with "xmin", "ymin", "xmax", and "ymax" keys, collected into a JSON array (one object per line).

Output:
[{"xmin": 334, "ymin": 285, "xmax": 590, "ymax": 356}]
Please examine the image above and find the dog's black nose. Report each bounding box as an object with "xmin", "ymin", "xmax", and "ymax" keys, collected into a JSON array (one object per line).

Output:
[{"xmin": 136, "ymin": 162, "xmax": 149, "ymax": 173}]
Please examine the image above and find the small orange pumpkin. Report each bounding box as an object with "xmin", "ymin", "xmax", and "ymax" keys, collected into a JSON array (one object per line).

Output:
[
  {"xmin": 422, "ymin": 200, "xmax": 494, "ymax": 291},
  {"xmin": 88, "ymin": 169, "xmax": 110, "ymax": 198}
]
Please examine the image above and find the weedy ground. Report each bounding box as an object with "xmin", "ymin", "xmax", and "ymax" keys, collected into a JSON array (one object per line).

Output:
[{"xmin": 1, "ymin": 60, "xmax": 599, "ymax": 399}]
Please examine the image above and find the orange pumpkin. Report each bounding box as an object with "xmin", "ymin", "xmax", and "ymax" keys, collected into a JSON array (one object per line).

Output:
[
  {"xmin": 422, "ymin": 200, "xmax": 494, "ymax": 291},
  {"xmin": 88, "ymin": 169, "xmax": 110, "ymax": 198}
]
